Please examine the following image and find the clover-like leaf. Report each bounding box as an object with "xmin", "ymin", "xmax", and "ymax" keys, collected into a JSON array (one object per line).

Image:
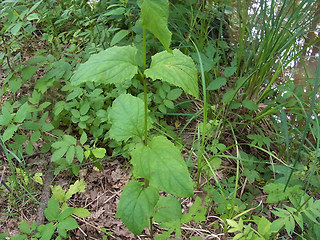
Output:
[
  {"xmin": 108, "ymin": 94, "xmax": 152, "ymax": 142},
  {"xmin": 116, "ymin": 180, "xmax": 159, "ymax": 235},
  {"xmin": 70, "ymin": 46, "xmax": 138, "ymax": 85},
  {"xmin": 131, "ymin": 136, "xmax": 193, "ymax": 197},
  {"xmin": 141, "ymin": 0, "xmax": 171, "ymax": 51},
  {"xmin": 145, "ymin": 49, "xmax": 198, "ymax": 98}
]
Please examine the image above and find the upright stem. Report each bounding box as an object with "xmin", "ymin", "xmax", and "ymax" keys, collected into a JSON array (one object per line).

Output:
[{"xmin": 142, "ymin": 27, "xmax": 148, "ymax": 145}]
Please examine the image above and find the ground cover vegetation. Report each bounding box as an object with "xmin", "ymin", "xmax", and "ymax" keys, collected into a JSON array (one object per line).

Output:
[{"xmin": 0, "ymin": 0, "xmax": 319, "ymax": 239}]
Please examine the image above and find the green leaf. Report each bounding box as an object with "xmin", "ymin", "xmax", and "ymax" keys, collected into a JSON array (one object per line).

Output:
[
  {"xmin": 167, "ymin": 88, "xmax": 182, "ymax": 100},
  {"xmin": 18, "ymin": 221, "xmax": 31, "ymax": 234},
  {"xmin": 207, "ymin": 77, "xmax": 226, "ymax": 91},
  {"xmin": 51, "ymin": 146, "xmax": 68, "ymax": 162},
  {"xmin": 57, "ymin": 217, "xmax": 79, "ymax": 231},
  {"xmin": 92, "ymin": 148, "xmax": 106, "ymax": 158},
  {"xmin": 73, "ymin": 208, "xmax": 90, "ymax": 218},
  {"xmin": 9, "ymin": 78, "xmax": 22, "ymax": 94},
  {"xmin": 38, "ymin": 222, "xmax": 56, "ymax": 240},
  {"xmin": 66, "ymin": 146, "xmax": 75, "ymax": 164},
  {"xmin": 80, "ymin": 131, "xmax": 87, "ymax": 145},
  {"xmin": 108, "ymin": 94, "xmax": 152, "ymax": 142},
  {"xmin": 131, "ymin": 136, "xmax": 193, "ymax": 197},
  {"xmin": 145, "ymin": 49, "xmax": 198, "ymax": 98},
  {"xmin": 242, "ymin": 100, "xmax": 258, "ymax": 110},
  {"xmin": 21, "ymin": 66, "xmax": 38, "ymax": 81},
  {"xmin": 116, "ymin": 180, "xmax": 159, "ymax": 235},
  {"xmin": 154, "ymin": 195, "xmax": 182, "ymax": 222},
  {"xmin": 0, "ymin": 232, "xmax": 9, "ymax": 239},
  {"xmin": 30, "ymin": 130, "xmax": 41, "ymax": 143},
  {"xmin": 14, "ymin": 102, "xmax": 29, "ymax": 123},
  {"xmin": 110, "ymin": 30, "xmax": 130, "ymax": 46},
  {"xmin": 51, "ymin": 185, "xmax": 66, "ymax": 202},
  {"xmin": 65, "ymin": 179, "xmax": 86, "ymax": 200},
  {"xmin": 163, "ymin": 99, "xmax": 174, "ymax": 109},
  {"xmin": 181, "ymin": 196, "xmax": 206, "ymax": 223},
  {"xmin": 80, "ymin": 101, "xmax": 90, "ymax": 115},
  {"xmin": 70, "ymin": 46, "xmax": 138, "ymax": 86},
  {"xmin": 58, "ymin": 207, "xmax": 75, "ymax": 221},
  {"xmin": 44, "ymin": 197, "xmax": 60, "ymax": 221},
  {"xmin": 9, "ymin": 234, "xmax": 27, "ymax": 240},
  {"xmin": 75, "ymin": 145, "xmax": 84, "ymax": 163},
  {"xmin": 224, "ymin": 66, "xmax": 237, "ymax": 78},
  {"xmin": 2, "ymin": 124, "xmax": 18, "ymax": 142},
  {"xmin": 141, "ymin": 0, "xmax": 172, "ymax": 51}
]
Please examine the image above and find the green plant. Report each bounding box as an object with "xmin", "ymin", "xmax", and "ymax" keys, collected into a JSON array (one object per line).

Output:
[
  {"xmin": 70, "ymin": 0, "xmax": 199, "ymax": 236},
  {"xmin": 9, "ymin": 179, "xmax": 90, "ymax": 240}
]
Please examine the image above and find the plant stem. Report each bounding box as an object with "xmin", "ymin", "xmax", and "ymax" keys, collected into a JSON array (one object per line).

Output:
[{"xmin": 142, "ymin": 27, "xmax": 148, "ymax": 145}]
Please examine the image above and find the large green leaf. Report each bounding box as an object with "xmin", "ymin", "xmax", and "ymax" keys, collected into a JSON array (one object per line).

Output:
[
  {"xmin": 116, "ymin": 180, "xmax": 159, "ymax": 235},
  {"xmin": 108, "ymin": 94, "xmax": 152, "ymax": 142},
  {"xmin": 145, "ymin": 49, "xmax": 198, "ymax": 98},
  {"xmin": 70, "ymin": 46, "xmax": 138, "ymax": 85},
  {"xmin": 131, "ymin": 136, "xmax": 193, "ymax": 197},
  {"xmin": 141, "ymin": 0, "xmax": 172, "ymax": 51}
]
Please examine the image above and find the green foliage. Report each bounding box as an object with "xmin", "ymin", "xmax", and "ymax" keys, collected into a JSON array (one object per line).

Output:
[
  {"xmin": 9, "ymin": 180, "xmax": 90, "ymax": 240},
  {"xmin": 145, "ymin": 49, "xmax": 198, "ymax": 98}
]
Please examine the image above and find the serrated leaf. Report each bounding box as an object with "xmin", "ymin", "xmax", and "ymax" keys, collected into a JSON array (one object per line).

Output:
[
  {"xmin": 110, "ymin": 30, "xmax": 130, "ymax": 46},
  {"xmin": 51, "ymin": 185, "xmax": 66, "ymax": 202},
  {"xmin": 92, "ymin": 148, "xmax": 106, "ymax": 158},
  {"xmin": 116, "ymin": 180, "xmax": 159, "ymax": 235},
  {"xmin": 18, "ymin": 221, "xmax": 31, "ymax": 234},
  {"xmin": 70, "ymin": 46, "xmax": 138, "ymax": 86},
  {"xmin": 108, "ymin": 94, "xmax": 152, "ymax": 142},
  {"xmin": 33, "ymin": 172, "xmax": 43, "ymax": 185},
  {"xmin": 14, "ymin": 102, "xmax": 29, "ymax": 123},
  {"xmin": 73, "ymin": 208, "xmax": 90, "ymax": 218},
  {"xmin": 141, "ymin": 0, "xmax": 172, "ymax": 51},
  {"xmin": 181, "ymin": 196, "xmax": 206, "ymax": 223},
  {"xmin": 207, "ymin": 77, "xmax": 226, "ymax": 91},
  {"xmin": 242, "ymin": 99, "xmax": 258, "ymax": 110},
  {"xmin": 65, "ymin": 179, "xmax": 86, "ymax": 200},
  {"xmin": 2, "ymin": 124, "xmax": 18, "ymax": 142},
  {"xmin": 131, "ymin": 136, "xmax": 193, "ymax": 197},
  {"xmin": 145, "ymin": 49, "xmax": 198, "ymax": 98},
  {"xmin": 44, "ymin": 197, "xmax": 60, "ymax": 221}
]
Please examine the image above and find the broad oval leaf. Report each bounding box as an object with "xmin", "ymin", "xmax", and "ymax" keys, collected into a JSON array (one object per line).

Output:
[
  {"xmin": 141, "ymin": 0, "xmax": 172, "ymax": 51},
  {"xmin": 116, "ymin": 180, "xmax": 159, "ymax": 235},
  {"xmin": 131, "ymin": 136, "xmax": 193, "ymax": 197},
  {"xmin": 145, "ymin": 49, "xmax": 199, "ymax": 98},
  {"xmin": 108, "ymin": 94, "xmax": 152, "ymax": 142},
  {"xmin": 70, "ymin": 46, "xmax": 138, "ymax": 86}
]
